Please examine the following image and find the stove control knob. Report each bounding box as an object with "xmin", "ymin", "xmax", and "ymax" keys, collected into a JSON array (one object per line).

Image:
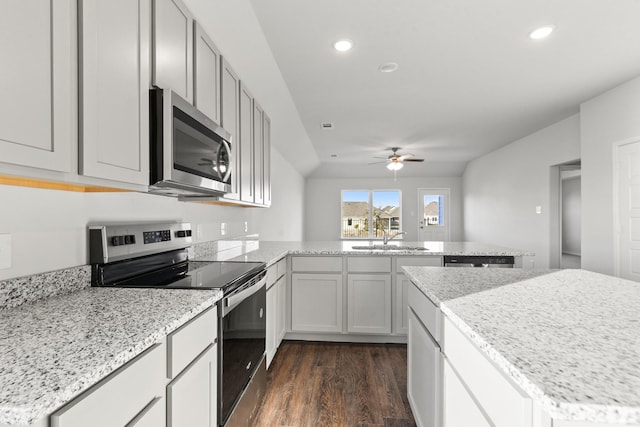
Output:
[
  {"xmin": 176, "ymin": 230, "xmax": 187, "ymax": 238},
  {"xmin": 111, "ymin": 236, "xmax": 121, "ymax": 246}
]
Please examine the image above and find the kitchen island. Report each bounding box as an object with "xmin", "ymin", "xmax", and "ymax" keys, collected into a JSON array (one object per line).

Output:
[{"xmin": 403, "ymin": 267, "xmax": 640, "ymax": 427}]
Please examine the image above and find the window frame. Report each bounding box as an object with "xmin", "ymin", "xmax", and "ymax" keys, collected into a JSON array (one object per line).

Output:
[{"xmin": 340, "ymin": 189, "xmax": 403, "ymax": 240}]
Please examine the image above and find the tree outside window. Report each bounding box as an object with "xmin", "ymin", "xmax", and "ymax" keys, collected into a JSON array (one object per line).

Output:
[{"xmin": 341, "ymin": 190, "xmax": 402, "ymax": 239}]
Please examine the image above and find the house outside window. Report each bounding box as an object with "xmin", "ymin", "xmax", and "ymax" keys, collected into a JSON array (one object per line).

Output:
[{"xmin": 341, "ymin": 190, "xmax": 402, "ymax": 239}]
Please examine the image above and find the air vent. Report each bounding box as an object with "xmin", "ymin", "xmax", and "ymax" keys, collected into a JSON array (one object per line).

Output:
[{"xmin": 321, "ymin": 122, "xmax": 334, "ymax": 130}]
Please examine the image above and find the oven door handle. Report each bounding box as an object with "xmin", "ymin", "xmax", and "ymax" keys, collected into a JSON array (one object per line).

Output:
[{"xmin": 223, "ymin": 276, "xmax": 266, "ymax": 315}]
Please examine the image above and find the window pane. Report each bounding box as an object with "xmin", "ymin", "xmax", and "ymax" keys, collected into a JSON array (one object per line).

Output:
[
  {"xmin": 342, "ymin": 190, "xmax": 369, "ymax": 238},
  {"xmin": 423, "ymin": 195, "xmax": 443, "ymax": 226},
  {"xmin": 372, "ymin": 190, "xmax": 401, "ymax": 238}
]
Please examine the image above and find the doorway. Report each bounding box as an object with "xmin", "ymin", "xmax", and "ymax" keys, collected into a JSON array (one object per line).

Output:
[
  {"xmin": 550, "ymin": 160, "xmax": 582, "ymax": 269},
  {"xmin": 417, "ymin": 188, "xmax": 450, "ymax": 241}
]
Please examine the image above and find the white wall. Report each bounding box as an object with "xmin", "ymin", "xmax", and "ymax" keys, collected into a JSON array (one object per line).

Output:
[
  {"xmin": 256, "ymin": 148, "xmax": 305, "ymax": 240},
  {"xmin": 463, "ymin": 115, "xmax": 581, "ymax": 268},
  {"xmin": 562, "ymin": 176, "xmax": 582, "ymax": 256},
  {"xmin": 580, "ymin": 76, "xmax": 640, "ymax": 275},
  {"xmin": 304, "ymin": 177, "xmax": 463, "ymax": 242}
]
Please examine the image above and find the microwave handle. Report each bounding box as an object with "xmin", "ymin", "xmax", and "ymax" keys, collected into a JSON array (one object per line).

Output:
[{"xmin": 218, "ymin": 139, "xmax": 232, "ymax": 183}]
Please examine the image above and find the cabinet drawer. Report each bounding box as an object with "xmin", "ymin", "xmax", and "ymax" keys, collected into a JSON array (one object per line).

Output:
[
  {"xmin": 397, "ymin": 256, "xmax": 442, "ymax": 270},
  {"xmin": 51, "ymin": 343, "xmax": 165, "ymax": 427},
  {"xmin": 443, "ymin": 358, "xmax": 491, "ymax": 427},
  {"xmin": 291, "ymin": 256, "xmax": 342, "ymax": 272},
  {"xmin": 347, "ymin": 256, "xmax": 391, "ymax": 273},
  {"xmin": 168, "ymin": 306, "xmax": 217, "ymax": 378},
  {"xmin": 276, "ymin": 257, "xmax": 286, "ymax": 278},
  {"xmin": 408, "ymin": 281, "xmax": 441, "ymax": 343},
  {"xmin": 443, "ymin": 317, "xmax": 532, "ymax": 427}
]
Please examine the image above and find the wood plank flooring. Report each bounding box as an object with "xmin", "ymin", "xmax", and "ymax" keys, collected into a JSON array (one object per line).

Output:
[{"xmin": 253, "ymin": 341, "xmax": 416, "ymax": 427}]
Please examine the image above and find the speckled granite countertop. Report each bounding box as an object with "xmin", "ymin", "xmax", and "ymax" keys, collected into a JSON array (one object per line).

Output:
[
  {"xmin": 0, "ymin": 287, "xmax": 222, "ymax": 426},
  {"xmin": 195, "ymin": 240, "xmax": 532, "ymax": 266},
  {"xmin": 402, "ymin": 266, "xmax": 553, "ymax": 305},
  {"xmin": 404, "ymin": 267, "xmax": 640, "ymax": 424}
]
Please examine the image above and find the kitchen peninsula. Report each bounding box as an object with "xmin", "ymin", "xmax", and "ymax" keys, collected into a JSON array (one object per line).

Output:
[{"xmin": 403, "ymin": 267, "xmax": 640, "ymax": 427}]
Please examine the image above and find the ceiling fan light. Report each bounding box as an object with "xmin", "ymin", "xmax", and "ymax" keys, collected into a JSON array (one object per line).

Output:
[{"xmin": 387, "ymin": 162, "xmax": 403, "ymax": 171}]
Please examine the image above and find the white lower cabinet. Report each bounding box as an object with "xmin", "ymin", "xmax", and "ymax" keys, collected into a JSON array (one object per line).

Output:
[
  {"xmin": 50, "ymin": 343, "xmax": 166, "ymax": 427},
  {"xmin": 443, "ymin": 358, "xmax": 491, "ymax": 427},
  {"xmin": 443, "ymin": 316, "xmax": 532, "ymax": 427},
  {"xmin": 291, "ymin": 273, "xmax": 343, "ymax": 332},
  {"xmin": 394, "ymin": 274, "xmax": 411, "ymax": 335},
  {"xmin": 347, "ymin": 274, "xmax": 391, "ymax": 334},
  {"xmin": 266, "ymin": 277, "xmax": 277, "ymax": 365},
  {"xmin": 407, "ymin": 308, "xmax": 441, "ymax": 427},
  {"xmin": 167, "ymin": 343, "xmax": 217, "ymax": 427}
]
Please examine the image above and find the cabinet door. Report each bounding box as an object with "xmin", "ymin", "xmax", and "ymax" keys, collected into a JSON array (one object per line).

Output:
[
  {"xmin": 153, "ymin": 0, "xmax": 193, "ymax": 102},
  {"xmin": 127, "ymin": 396, "xmax": 164, "ymax": 427},
  {"xmin": 51, "ymin": 343, "xmax": 165, "ymax": 427},
  {"xmin": 167, "ymin": 343, "xmax": 217, "ymax": 427},
  {"xmin": 193, "ymin": 21, "xmax": 220, "ymax": 123},
  {"xmin": 262, "ymin": 113, "xmax": 272, "ymax": 206},
  {"xmin": 221, "ymin": 59, "xmax": 240, "ymax": 199},
  {"xmin": 0, "ymin": 0, "xmax": 74, "ymax": 172},
  {"xmin": 253, "ymin": 101, "xmax": 264, "ymax": 205},
  {"xmin": 407, "ymin": 309, "xmax": 441, "ymax": 427},
  {"xmin": 239, "ymin": 83, "xmax": 254, "ymax": 203},
  {"xmin": 443, "ymin": 358, "xmax": 491, "ymax": 427},
  {"xmin": 79, "ymin": 0, "xmax": 150, "ymax": 185},
  {"xmin": 291, "ymin": 273, "xmax": 343, "ymax": 333},
  {"xmin": 347, "ymin": 274, "xmax": 392, "ymax": 334},
  {"xmin": 394, "ymin": 274, "xmax": 411, "ymax": 335},
  {"xmin": 276, "ymin": 276, "xmax": 286, "ymax": 345},
  {"xmin": 266, "ymin": 283, "xmax": 277, "ymax": 368}
]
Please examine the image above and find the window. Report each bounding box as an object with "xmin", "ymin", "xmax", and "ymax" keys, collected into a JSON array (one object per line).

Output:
[{"xmin": 341, "ymin": 190, "xmax": 402, "ymax": 239}]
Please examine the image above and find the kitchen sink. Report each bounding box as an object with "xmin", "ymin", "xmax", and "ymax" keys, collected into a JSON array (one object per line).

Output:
[{"xmin": 351, "ymin": 245, "xmax": 428, "ymax": 251}]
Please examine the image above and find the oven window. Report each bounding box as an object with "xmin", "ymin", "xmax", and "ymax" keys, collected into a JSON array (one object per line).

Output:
[
  {"xmin": 221, "ymin": 286, "xmax": 266, "ymax": 424},
  {"xmin": 173, "ymin": 106, "xmax": 230, "ymax": 182}
]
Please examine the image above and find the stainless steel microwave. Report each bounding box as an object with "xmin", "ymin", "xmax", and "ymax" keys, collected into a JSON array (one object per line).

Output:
[{"xmin": 149, "ymin": 87, "xmax": 232, "ymax": 197}]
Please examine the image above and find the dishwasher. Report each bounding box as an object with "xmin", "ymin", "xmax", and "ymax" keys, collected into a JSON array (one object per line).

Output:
[{"xmin": 443, "ymin": 255, "xmax": 514, "ymax": 268}]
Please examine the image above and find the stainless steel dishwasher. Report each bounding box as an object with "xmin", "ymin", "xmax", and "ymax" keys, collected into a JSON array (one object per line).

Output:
[{"xmin": 443, "ymin": 255, "xmax": 515, "ymax": 268}]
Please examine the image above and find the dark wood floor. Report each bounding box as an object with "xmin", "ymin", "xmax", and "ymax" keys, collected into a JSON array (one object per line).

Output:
[{"xmin": 253, "ymin": 341, "xmax": 416, "ymax": 427}]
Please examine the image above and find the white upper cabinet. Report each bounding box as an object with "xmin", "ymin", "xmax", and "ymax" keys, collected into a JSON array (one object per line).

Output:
[
  {"xmin": 193, "ymin": 21, "xmax": 221, "ymax": 123},
  {"xmin": 153, "ymin": 0, "xmax": 193, "ymax": 102},
  {"xmin": 239, "ymin": 83, "xmax": 254, "ymax": 203},
  {"xmin": 0, "ymin": 0, "xmax": 75, "ymax": 172},
  {"xmin": 253, "ymin": 100, "xmax": 264, "ymax": 205},
  {"xmin": 79, "ymin": 0, "xmax": 150, "ymax": 185},
  {"xmin": 262, "ymin": 113, "xmax": 272, "ymax": 206},
  {"xmin": 221, "ymin": 59, "xmax": 240, "ymax": 199}
]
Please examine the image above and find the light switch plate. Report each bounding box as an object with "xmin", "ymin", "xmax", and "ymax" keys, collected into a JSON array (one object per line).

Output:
[
  {"xmin": 220, "ymin": 222, "xmax": 226, "ymax": 236},
  {"xmin": 244, "ymin": 221, "xmax": 248, "ymax": 233},
  {"xmin": 535, "ymin": 206, "xmax": 542, "ymax": 214},
  {"xmin": 0, "ymin": 234, "xmax": 12, "ymax": 269}
]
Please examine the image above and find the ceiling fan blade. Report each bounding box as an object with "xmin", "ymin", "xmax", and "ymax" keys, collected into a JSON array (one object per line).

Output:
[
  {"xmin": 403, "ymin": 158, "xmax": 424, "ymax": 162},
  {"xmin": 368, "ymin": 160, "xmax": 389, "ymax": 165},
  {"xmin": 372, "ymin": 156, "xmax": 390, "ymax": 160},
  {"xmin": 398, "ymin": 153, "xmax": 414, "ymax": 160}
]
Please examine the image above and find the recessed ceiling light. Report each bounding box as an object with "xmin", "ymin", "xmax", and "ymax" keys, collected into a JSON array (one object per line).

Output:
[
  {"xmin": 529, "ymin": 25, "xmax": 555, "ymax": 40},
  {"xmin": 333, "ymin": 39, "xmax": 353, "ymax": 52},
  {"xmin": 378, "ymin": 62, "xmax": 399, "ymax": 73},
  {"xmin": 321, "ymin": 122, "xmax": 334, "ymax": 130}
]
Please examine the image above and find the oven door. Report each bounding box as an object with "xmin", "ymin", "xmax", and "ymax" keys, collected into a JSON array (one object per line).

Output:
[
  {"xmin": 150, "ymin": 87, "xmax": 232, "ymax": 196},
  {"xmin": 219, "ymin": 276, "xmax": 266, "ymax": 425}
]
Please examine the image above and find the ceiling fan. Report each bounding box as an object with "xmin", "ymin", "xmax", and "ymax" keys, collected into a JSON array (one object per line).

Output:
[{"xmin": 369, "ymin": 147, "xmax": 424, "ymax": 171}]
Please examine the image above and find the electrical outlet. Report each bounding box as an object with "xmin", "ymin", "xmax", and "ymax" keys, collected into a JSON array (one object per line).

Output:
[
  {"xmin": 0, "ymin": 234, "xmax": 12, "ymax": 269},
  {"xmin": 196, "ymin": 224, "xmax": 203, "ymax": 239},
  {"xmin": 535, "ymin": 206, "xmax": 542, "ymax": 214},
  {"xmin": 220, "ymin": 222, "xmax": 226, "ymax": 236},
  {"xmin": 244, "ymin": 221, "xmax": 248, "ymax": 233}
]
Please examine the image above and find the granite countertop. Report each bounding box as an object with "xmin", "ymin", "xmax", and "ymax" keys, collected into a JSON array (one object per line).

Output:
[
  {"xmin": 404, "ymin": 267, "xmax": 640, "ymax": 424},
  {"xmin": 196, "ymin": 240, "xmax": 533, "ymax": 266},
  {"xmin": 0, "ymin": 287, "xmax": 222, "ymax": 426},
  {"xmin": 402, "ymin": 266, "xmax": 553, "ymax": 305}
]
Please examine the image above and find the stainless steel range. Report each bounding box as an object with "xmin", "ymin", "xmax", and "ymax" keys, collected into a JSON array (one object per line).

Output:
[{"xmin": 89, "ymin": 222, "xmax": 267, "ymax": 427}]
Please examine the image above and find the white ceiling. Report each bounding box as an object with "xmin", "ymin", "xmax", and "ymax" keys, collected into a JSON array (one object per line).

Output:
[{"xmin": 249, "ymin": 0, "xmax": 640, "ymax": 178}]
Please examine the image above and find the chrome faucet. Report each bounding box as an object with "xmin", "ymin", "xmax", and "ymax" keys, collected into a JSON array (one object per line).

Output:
[{"xmin": 383, "ymin": 231, "xmax": 406, "ymax": 245}]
